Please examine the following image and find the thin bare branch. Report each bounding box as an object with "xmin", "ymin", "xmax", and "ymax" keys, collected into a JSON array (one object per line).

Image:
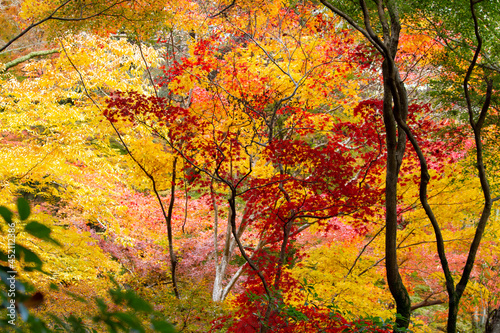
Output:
[
  {"xmin": 0, "ymin": 0, "xmax": 72, "ymax": 53},
  {"xmin": 60, "ymin": 39, "xmax": 181, "ymax": 298}
]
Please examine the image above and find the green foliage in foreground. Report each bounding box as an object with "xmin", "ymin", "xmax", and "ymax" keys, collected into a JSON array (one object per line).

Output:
[{"xmin": 0, "ymin": 198, "xmax": 176, "ymax": 332}]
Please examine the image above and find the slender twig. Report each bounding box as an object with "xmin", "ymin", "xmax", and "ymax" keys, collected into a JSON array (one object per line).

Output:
[
  {"xmin": 182, "ymin": 170, "xmax": 189, "ymax": 234},
  {"xmin": 1, "ymin": 0, "xmax": 72, "ymax": 53},
  {"xmin": 345, "ymin": 225, "xmax": 385, "ymax": 278},
  {"xmin": 137, "ymin": 41, "xmax": 159, "ymax": 98},
  {"xmin": 210, "ymin": 0, "xmax": 236, "ymax": 18},
  {"xmin": 0, "ymin": 0, "xmax": 130, "ymax": 53},
  {"xmin": 16, "ymin": 148, "xmax": 56, "ymax": 181},
  {"xmin": 51, "ymin": 0, "xmax": 131, "ymax": 21},
  {"xmin": 60, "ymin": 39, "xmax": 181, "ymax": 298}
]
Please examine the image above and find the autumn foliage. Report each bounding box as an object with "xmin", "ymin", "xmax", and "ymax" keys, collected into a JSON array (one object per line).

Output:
[{"xmin": 1, "ymin": 0, "xmax": 500, "ymax": 332}]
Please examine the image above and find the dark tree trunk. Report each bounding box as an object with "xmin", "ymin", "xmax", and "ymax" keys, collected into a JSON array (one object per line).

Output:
[
  {"xmin": 381, "ymin": 60, "xmax": 411, "ymax": 330},
  {"xmin": 486, "ymin": 308, "xmax": 500, "ymax": 333}
]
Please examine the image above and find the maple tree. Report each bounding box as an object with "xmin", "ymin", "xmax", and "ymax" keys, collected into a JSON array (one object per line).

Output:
[{"xmin": 102, "ymin": 3, "xmax": 397, "ymax": 331}]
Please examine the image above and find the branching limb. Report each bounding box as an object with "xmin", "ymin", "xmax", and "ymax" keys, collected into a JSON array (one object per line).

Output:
[
  {"xmin": 227, "ymin": 194, "xmax": 272, "ymax": 300},
  {"xmin": 318, "ymin": 0, "xmax": 384, "ymax": 54},
  {"xmin": 411, "ymin": 295, "xmax": 446, "ymax": 311},
  {"xmin": 456, "ymin": 0, "xmax": 494, "ymax": 301}
]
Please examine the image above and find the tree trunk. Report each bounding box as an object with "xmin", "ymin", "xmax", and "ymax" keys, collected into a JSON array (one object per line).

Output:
[
  {"xmin": 486, "ymin": 309, "xmax": 500, "ymax": 333},
  {"xmin": 382, "ymin": 60, "xmax": 411, "ymax": 330},
  {"xmin": 446, "ymin": 293, "xmax": 459, "ymax": 333},
  {"xmin": 166, "ymin": 157, "xmax": 180, "ymax": 299},
  {"xmin": 212, "ymin": 200, "xmax": 249, "ymax": 302}
]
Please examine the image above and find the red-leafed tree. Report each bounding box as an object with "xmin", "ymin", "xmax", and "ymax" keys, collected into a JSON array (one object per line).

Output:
[{"xmin": 103, "ymin": 4, "xmax": 390, "ymax": 330}]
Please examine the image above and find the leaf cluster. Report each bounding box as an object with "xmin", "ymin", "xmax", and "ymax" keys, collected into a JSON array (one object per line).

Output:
[{"xmin": 0, "ymin": 198, "xmax": 176, "ymax": 332}]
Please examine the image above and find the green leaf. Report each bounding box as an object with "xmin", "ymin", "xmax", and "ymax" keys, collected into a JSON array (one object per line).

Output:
[
  {"xmin": 15, "ymin": 244, "xmax": 43, "ymax": 267},
  {"xmin": 0, "ymin": 206, "xmax": 13, "ymax": 224},
  {"xmin": 47, "ymin": 314, "xmax": 67, "ymax": 329},
  {"xmin": 124, "ymin": 291, "xmax": 153, "ymax": 313},
  {"xmin": 95, "ymin": 297, "xmax": 107, "ymax": 312},
  {"xmin": 17, "ymin": 198, "xmax": 30, "ymax": 221},
  {"xmin": 24, "ymin": 221, "xmax": 61, "ymax": 246},
  {"xmin": 151, "ymin": 320, "xmax": 176, "ymax": 333},
  {"xmin": 0, "ymin": 251, "xmax": 8, "ymax": 262},
  {"xmin": 111, "ymin": 313, "xmax": 144, "ymax": 332},
  {"xmin": 66, "ymin": 291, "xmax": 88, "ymax": 303}
]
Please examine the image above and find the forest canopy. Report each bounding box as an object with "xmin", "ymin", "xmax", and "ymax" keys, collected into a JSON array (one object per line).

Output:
[{"xmin": 1, "ymin": 0, "xmax": 499, "ymax": 332}]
